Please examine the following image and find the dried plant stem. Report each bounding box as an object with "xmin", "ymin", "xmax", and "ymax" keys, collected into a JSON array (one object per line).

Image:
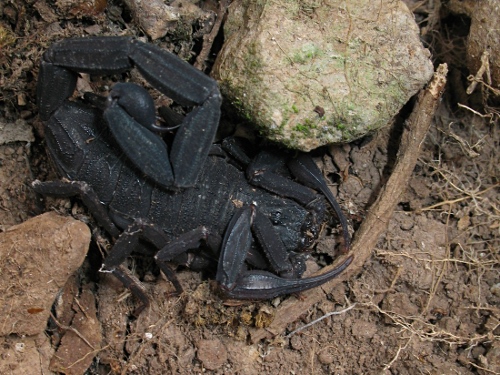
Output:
[
  {"xmin": 383, "ymin": 335, "xmax": 413, "ymax": 371},
  {"xmin": 50, "ymin": 312, "xmax": 95, "ymax": 350},
  {"xmin": 285, "ymin": 303, "xmax": 357, "ymax": 338},
  {"xmin": 419, "ymin": 182, "xmax": 500, "ymax": 212}
]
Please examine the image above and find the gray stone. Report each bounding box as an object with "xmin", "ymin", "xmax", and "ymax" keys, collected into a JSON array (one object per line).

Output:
[{"xmin": 212, "ymin": 0, "xmax": 434, "ymax": 151}]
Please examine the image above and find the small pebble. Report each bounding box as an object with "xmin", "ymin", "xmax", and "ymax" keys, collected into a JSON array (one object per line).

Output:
[
  {"xmin": 399, "ymin": 214, "xmax": 415, "ymax": 231},
  {"xmin": 318, "ymin": 351, "xmax": 335, "ymax": 365},
  {"xmin": 290, "ymin": 335, "xmax": 303, "ymax": 350},
  {"xmin": 491, "ymin": 283, "xmax": 500, "ymax": 297}
]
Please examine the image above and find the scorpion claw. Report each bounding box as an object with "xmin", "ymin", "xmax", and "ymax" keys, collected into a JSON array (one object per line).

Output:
[
  {"xmin": 104, "ymin": 102, "xmax": 175, "ymax": 188},
  {"xmin": 37, "ymin": 61, "xmax": 77, "ymax": 121},
  {"xmin": 129, "ymin": 40, "xmax": 218, "ymax": 106},
  {"xmin": 170, "ymin": 88, "xmax": 222, "ymax": 187},
  {"xmin": 37, "ymin": 36, "xmax": 222, "ymax": 189},
  {"xmin": 38, "ymin": 37, "xmax": 134, "ymax": 120}
]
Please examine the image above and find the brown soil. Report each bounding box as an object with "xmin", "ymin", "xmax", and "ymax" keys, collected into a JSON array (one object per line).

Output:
[{"xmin": 0, "ymin": 1, "xmax": 499, "ymax": 374}]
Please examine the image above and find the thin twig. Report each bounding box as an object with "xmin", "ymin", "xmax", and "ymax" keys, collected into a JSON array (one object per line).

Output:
[
  {"xmin": 383, "ymin": 335, "xmax": 413, "ymax": 370},
  {"xmin": 286, "ymin": 303, "xmax": 357, "ymax": 337},
  {"xmin": 50, "ymin": 312, "xmax": 96, "ymax": 350},
  {"xmin": 466, "ymin": 361, "xmax": 500, "ymax": 375},
  {"xmin": 418, "ymin": 183, "xmax": 500, "ymax": 212},
  {"xmin": 365, "ymin": 302, "xmax": 500, "ymax": 346},
  {"xmin": 466, "ymin": 50, "xmax": 491, "ymax": 95}
]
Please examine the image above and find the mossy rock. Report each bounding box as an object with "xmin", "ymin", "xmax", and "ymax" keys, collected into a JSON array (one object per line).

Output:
[{"xmin": 212, "ymin": 0, "xmax": 434, "ymax": 151}]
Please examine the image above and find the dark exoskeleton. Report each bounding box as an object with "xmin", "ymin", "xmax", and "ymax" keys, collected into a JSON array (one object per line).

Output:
[{"xmin": 34, "ymin": 36, "xmax": 353, "ymax": 314}]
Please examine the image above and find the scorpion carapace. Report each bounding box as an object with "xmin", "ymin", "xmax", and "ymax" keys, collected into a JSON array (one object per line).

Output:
[{"xmin": 34, "ymin": 36, "xmax": 352, "ymax": 314}]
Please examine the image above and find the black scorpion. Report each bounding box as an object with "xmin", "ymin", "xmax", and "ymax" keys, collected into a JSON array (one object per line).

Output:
[{"xmin": 33, "ymin": 37, "xmax": 353, "ymax": 313}]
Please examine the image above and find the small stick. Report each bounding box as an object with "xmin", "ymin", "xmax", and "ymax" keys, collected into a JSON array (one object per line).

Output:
[
  {"xmin": 50, "ymin": 312, "xmax": 96, "ymax": 350},
  {"xmin": 285, "ymin": 303, "xmax": 357, "ymax": 337},
  {"xmin": 466, "ymin": 50, "xmax": 490, "ymax": 95}
]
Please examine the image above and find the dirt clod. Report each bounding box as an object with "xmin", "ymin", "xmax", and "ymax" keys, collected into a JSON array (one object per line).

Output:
[
  {"xmin": 50, "ymin": 285, "xmax": 102, "ymax": 375},
  {"xmin": 318, "ymin": 351, "xmax": 335, "ymax": 365},
  {"xmin": 196, "ymin": 338, "xmax": 228, "ymax": 370},
  {"xmin": 0, "ymin": 212, "xmax": 90, "ymax": 336}
]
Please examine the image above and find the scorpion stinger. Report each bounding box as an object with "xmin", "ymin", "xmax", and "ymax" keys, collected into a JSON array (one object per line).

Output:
[{"xmin": 216, "ymin": 202, "xmax": 353, "ymax": 299}]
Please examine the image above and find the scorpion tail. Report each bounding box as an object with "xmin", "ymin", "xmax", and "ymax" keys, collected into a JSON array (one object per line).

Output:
[{"xmin": 220, "ymin": 255, "xmax": 353, "ymax": 300}]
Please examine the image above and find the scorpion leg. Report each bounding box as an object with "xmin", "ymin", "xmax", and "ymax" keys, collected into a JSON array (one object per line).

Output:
[
  {"xmin": 154, "ymin": 227, "xmax": 211, "ymax": 265},
  {"xmin": 104, "ymin": 223, "xmax": 223, "ymax": 306},
  {"xmin": 111, "ymin": 266, "xmax": 150, "ymax": 316},
  {"xmin": 31, "ymin": 180, "xmax": 120, "ymax": 238},
  {"xmin": 33, "ymin": 179, "xmax": 183, "ymax": 312},
  {"xmin": 247, "ymin": 150, "xmax": 320, "ymax": 206},
  {"xmin": 98, "ymin": 219, "xmax": 191, "ymax": 314},
  {"xmin": 221, "ymin": 141, "xmax": 320, "ymax": 206},
  {"xmin": 101, "ymin": 220, "xmax": 185, "ymax": 298},
  {"xmin": 220, "ymin": 136, "xmax": 254, "ymax": 166},
  {"xmin": 154, "ymin": 226, "xmax": 223, "ymax": 293},
  {"xmin": 31, "ymin": 180, "xmax": 155, "ymax": 314}
]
